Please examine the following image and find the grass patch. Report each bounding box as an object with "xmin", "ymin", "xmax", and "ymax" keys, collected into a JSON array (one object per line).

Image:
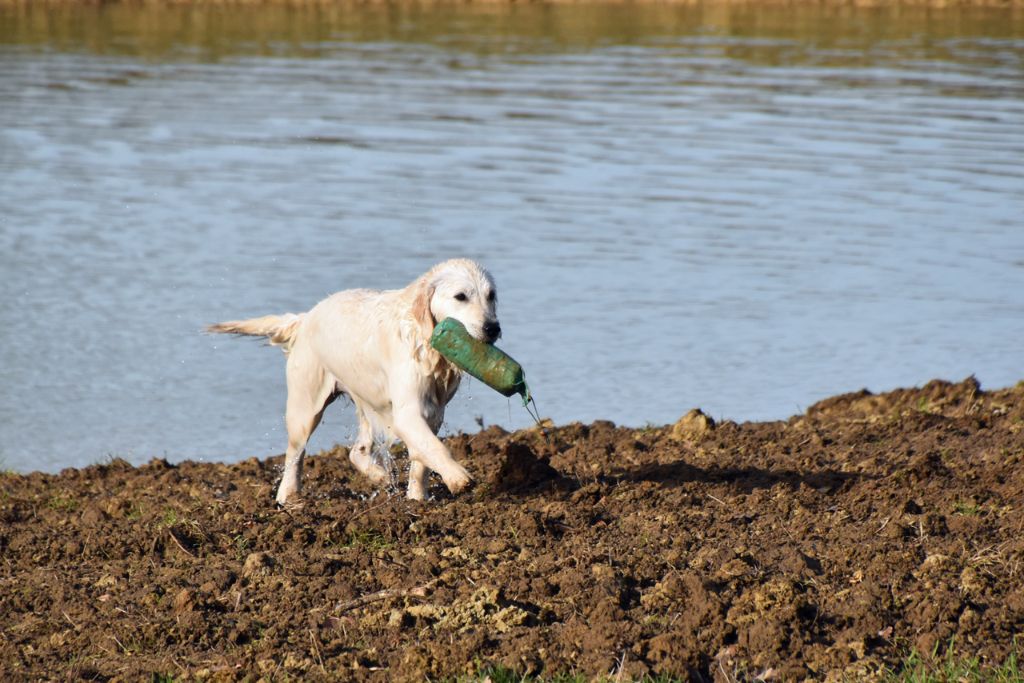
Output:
[
  {"xmin": 231, "ymin": 533, "xmax": 251, "ymax": 560},
  {"xmin": 92, "ymin": 453, "xmax": 122, "ymax": 468},
  {"xmin": 444, "ymin": 649, "xmax": 1024, "ymax": 683},
  {"xmin": 885, "ymin": 639, "xmax": 1021, "ymax": 682},
  {"xmin": 450, "ymin": 667, "xmax": 685, "ymax": 683},
  {"xmin": 159, "ymin": 508, "xmax": 180, "ymax": 527},
  {"xmin": 341, "ymin": 528, "xmax": 392, "ymax": 552},
  {"xmin": 954, "ymin": 500, "xmax": 982, "ymax": 516},
  {"xmin": 916, "ymin": 397, "xmax": 934, "ymax": 414},
  {"xmin": 47, "ymin": 494, "xmax": 78, "ymax": 513}
]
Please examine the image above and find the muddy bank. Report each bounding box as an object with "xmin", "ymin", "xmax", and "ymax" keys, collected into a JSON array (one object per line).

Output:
[
  {"xmin": 2, "ymin": 377, "xmax": 1023, "ymax": 681},
  {"xmin": 1, "ymin": 0, "xmax": 1022, "ymax": 7}
]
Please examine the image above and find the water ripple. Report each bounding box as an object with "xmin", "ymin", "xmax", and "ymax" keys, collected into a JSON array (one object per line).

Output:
[{"xmin": 1, "ymin": 5, "xmax": 1022, "ymax": 471}]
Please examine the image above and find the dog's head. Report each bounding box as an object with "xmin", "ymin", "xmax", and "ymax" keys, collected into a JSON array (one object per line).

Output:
[{"xmin": 412, "ymin": 259, "xmax": 500, "ymax": 345}]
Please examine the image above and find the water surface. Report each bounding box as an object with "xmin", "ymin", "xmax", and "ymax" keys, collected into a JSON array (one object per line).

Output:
[{"xmin": 1, "ymin": 4, "xmax": 1022, "ymax": 472}]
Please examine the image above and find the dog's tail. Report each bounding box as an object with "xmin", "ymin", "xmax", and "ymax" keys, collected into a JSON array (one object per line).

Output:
[{"xmin": 206, "ymin": 313, "xmax": 304, "ymax": 353}]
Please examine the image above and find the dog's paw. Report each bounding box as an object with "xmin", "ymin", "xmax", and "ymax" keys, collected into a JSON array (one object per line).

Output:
[
  {"xmin": 276, "ymin": 497, "xmax": 306, "ymax": 512},
  {"xmin": 442, "ymin": 466, "xmax": 473, "ymax": 495},
  {"xmin": 364, "ymin": 462, "xmax": 391, "ymax": 484},
  {"xmin": 406, "ymin": 478, "xmax": 429, "ymax": 501},
  {"xmin": 275, "ymin": 484, "xmax": 303, "ymax": 509}
]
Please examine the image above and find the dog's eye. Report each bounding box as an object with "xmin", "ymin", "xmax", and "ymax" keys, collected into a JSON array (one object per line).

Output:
[
  {"xmin": 487, "ymin": 290, "xmax": 496, "ymax": 302},
  {"xmin": 454, "ymin": 292, "xmax": 468, "ymax": 302}
]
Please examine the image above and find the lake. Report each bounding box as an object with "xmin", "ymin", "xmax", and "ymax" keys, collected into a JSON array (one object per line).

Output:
[{"xmin": 1, "ymin": 2, "xmax": 1022, "ymax": 473}]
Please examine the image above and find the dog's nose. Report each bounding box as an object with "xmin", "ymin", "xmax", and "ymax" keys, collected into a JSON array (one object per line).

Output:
[{"xmin": 483, "ymin": 321, "xmax": 501, "ymax": 342}]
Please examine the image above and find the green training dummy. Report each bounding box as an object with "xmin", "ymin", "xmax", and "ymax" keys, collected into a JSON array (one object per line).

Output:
[{"xmin": 430, "ymin": 318, "xmax": 530, "ymax": 404}]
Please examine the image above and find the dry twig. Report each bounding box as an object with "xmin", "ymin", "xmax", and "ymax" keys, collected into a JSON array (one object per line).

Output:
[
  {"xmin": 308, "ymin": 628, "xmax": 326, "ymax": 674},
  {"xmin": 167, "ymin": 528, "xmax": 197, "ymax": 558},
  {"xmin": 334, "ymin": 579, "xmax": 438, "ymax": 613}
]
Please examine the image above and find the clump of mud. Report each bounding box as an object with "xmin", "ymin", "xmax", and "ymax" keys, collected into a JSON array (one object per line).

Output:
[{"xmin": 1, "ymin": 377, "xmax": 1022, "ymax": 681}]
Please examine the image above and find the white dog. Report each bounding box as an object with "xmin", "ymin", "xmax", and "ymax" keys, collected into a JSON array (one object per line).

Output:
[{"xmin": 208, "ymin": 259, "xmax": 501, "ymax": 505}]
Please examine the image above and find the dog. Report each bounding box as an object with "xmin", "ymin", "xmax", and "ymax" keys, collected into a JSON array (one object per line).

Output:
[{"xmin": 208, "ymin": 259, "xmax": 501, "ymax": 505}]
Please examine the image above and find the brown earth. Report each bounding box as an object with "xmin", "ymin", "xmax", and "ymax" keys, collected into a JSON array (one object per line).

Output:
[
  {"xmin": 2, "ymin": 377, "xmax": 1023, "ymax": 681},
  {"xmin": 1, "ymin": 0, "xmax": 1022, "ymax": 7}
]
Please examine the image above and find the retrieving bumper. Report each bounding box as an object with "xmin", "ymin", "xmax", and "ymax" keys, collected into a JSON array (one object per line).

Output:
[{"xmin": 430, "ymin": 318, "xmax": 530, "ymax": 403}]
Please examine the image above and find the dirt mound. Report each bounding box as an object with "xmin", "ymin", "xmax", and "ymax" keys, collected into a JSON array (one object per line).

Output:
[{"xmin": 2, "ymin": 377, "xmax": 1023, "ymax": 681}]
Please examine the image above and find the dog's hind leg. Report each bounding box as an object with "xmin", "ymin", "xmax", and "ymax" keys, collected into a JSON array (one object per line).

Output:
[
  {"xmin": 276, "ymin": 352, "xmax": 335, "ymax": 507},
  {"xmin": 347, "ymin": 404, "xmax": 390, "ymax": 484},
  {"xmin": 407, "ymin": 461, "xmax": 429, "ymax": 500}
]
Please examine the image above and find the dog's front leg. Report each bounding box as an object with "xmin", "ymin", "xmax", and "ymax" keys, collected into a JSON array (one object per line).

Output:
[{"xmin": 393, "ymin": 403, "xmax": 471, "ymax": 497}]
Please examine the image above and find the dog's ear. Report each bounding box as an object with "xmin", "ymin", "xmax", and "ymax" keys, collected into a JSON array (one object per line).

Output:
[{"xmin": 411, "ymin": 279, "xmax": 437, "ymax": 342}]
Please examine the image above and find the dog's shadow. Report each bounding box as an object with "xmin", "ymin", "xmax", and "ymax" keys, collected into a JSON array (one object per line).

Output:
[
  {"xmin": 481, "ymin": 441, "xmax": 869, "ymax": 499},
  {"xmin": 613, "ymin": 459, "xmax": 869, "ymax": 495}
]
